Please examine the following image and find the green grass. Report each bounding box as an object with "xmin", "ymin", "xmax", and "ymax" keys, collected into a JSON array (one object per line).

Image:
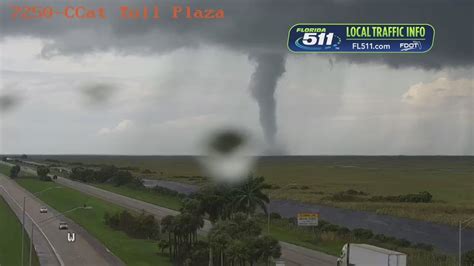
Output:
[
  {"xmin": 0, "ymin": 162, "xmax": 12, "ymax": 176},
  {"xmin": 15, "ymin": 178, "xmax": 171, "ymax": 266},
  {"xmin": 93, "ymin": 184, "xmax": 182, "ymax": 211},
  {"xmin": 91, "ymin": 182, "xmax": 343, "ymax": 255},
  {"xmin": 0, "ymin": 196, "xmax": 40, "ymax": 266},
  {"xmin": 69, "ymin": 180, "xmax": 345, "ymax": 258},
  {"xmin": 262, "ymin": 217, "xmax": 457, "ymax": 266},
  {"xmin": 12, "ymin": 168, "xmax": 459, "ymax": 266},
  {"xmin": 262, "ymin": 219, "xmax": 343, "ymax": 256},
  {"xmin": 29, "ymin": 155, "xmax": 474, "ymax": 227}
]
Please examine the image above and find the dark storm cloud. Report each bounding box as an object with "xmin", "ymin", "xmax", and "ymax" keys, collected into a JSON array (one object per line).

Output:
[
  {"xmin": 1, "ymin": 0, "xmax": 473, "ymax": 68},
  {"xmin": 1, "ymin": 0, "xmax": 472, "ymax": 155}
]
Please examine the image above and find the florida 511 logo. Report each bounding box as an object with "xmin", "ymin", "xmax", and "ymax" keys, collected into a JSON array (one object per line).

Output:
[{"xmin": 288, "ymin": 23, "xmax": 435, "ymax": 53}]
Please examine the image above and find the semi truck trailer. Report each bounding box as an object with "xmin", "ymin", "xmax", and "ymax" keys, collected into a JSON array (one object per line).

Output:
[{"xmin": 337, "ymin": 243, "xmax": 407, "ymax": 266}]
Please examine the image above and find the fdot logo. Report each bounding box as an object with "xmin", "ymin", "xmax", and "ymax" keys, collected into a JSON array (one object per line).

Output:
[{"xmin": 400, "ymin": 41, "xmax": 422, "ymax": 51}]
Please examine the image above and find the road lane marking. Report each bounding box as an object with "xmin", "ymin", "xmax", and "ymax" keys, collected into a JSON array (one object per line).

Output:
[{"xmin": 0, "ymin": 184, "xmax": 65, "ymax": 266}]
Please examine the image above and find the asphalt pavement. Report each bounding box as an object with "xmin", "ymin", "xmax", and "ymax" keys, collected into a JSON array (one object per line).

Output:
[
  {"xmin": 52, "ymin": 175, "xmax": 337, "ymax": 266},
  {"xmin": 14, "ymin": 163, "xmax": 337, "ymax": 265},
  {"xmin": 0, "ymin": 174, "xmax": 124, "ymax": 266}
]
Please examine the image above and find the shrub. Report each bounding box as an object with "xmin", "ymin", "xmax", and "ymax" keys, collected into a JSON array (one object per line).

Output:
[
  {"xmin": 112, "ymin": 170, "xmax": 134, "ymax": 186},
  {"xmin": 268, "ymin": 184, "xmax": 281, "ymax": 190},
  {"xmin": 119, "ymin": 166, "xmax": 139, "ymax": 171},
  {"xmin": 154, "ymin": 186, "xmax": 186, "ymax": 198},
  {"xmin": 374, "ymin": 234, "xmax": 389, "ymax": 242},
  {"xmin": 69, "ymin": 165, "xmax": 136, "ymax": 186},
  {"xmin": 321, "ymin": 223, "xmax": 340, "ymax": 232},
  {"xmin": 345, "ymin": 189, "xmax": 368, "ymax": 196},
  {"xmin": 142, "ymin": 169, "xmax": 154, "ymax": 174},
  {"xmin": 317, "ymin": 220, "xmax": 329, "ymax": 228},
  {"xmin": 325, "ymin": 191, "xmax": 360, "ymax": 202},
  {"xmin": 269, "ymin": 212, "xmax": 282, "ymax": 220},
  {"xmin": 352, "ymin": 228, "xmax": 374, "ymax": 240},
  {"xmin": 370, "ymin": 191, "xmax": 433, "ymax": 203},
  {"xmin": 10, "ymin": 165, "xmax": 20, "ymax": 178},
  {"xmin": 37, "ymin": 166, "xmax": 50, "ymax": 178},
  {"xmin": 393, "ymin": 238, "xmax": 411, "ymax": 247},
  {"xmin": 104, "ymin": 210, "xmax": 160, "ymax": 240},
  {"xmin": 336, "ymin": 227, "xmax": 351, "ymax": 236},
  {"xmin": 412, "ymin": 242, "xmax": 434, "ymax": 251},
  {"xmin": 463, "ymin": 249, "xmax": 474, "ymax": 265},
  {"xmin": 288, "ymin": 217, "xmax": 297, "ymax": 226}
]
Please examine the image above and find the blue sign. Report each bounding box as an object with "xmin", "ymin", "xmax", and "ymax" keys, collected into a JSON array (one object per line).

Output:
[{"xmin": 288, "ymin": 23, "xmax": 435, "ymax": 53}]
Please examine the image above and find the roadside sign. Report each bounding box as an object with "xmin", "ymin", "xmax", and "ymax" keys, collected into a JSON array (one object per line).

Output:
[{"xmin": 297, "ymin": 212, "xmax": 319, "ymax": 226}]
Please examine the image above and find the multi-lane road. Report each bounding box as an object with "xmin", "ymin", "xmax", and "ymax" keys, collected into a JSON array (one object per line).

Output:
[
  {"xmin": 53, "ymin": 174, "xmax": 337, "ymax": 266},
  {"xmin": 0, "ymin": 174, "xmax": 124, "ymax": 266},
  {"xmin": 7, "ymin": 162, "xmax": 337, "ymax": 266}
]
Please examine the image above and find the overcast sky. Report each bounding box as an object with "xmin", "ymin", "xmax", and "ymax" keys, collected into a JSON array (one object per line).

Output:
[{"xmin": 0, "ymin": 0, "xmax": 473, "ymax": 155}]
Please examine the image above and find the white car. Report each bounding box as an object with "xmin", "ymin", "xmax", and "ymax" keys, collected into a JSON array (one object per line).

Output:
[
  {"xmin": 59, "ymin": 222, "xmax": 68, "ymax": 230},
  {"xmin": 40, "ymin": 207, "xmax": 48, "ymax": 213}
]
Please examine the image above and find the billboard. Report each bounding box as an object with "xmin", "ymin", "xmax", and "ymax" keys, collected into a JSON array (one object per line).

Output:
[{"xmin": 297, "ymin": 212, "xmax": 319, "ymax": 226}]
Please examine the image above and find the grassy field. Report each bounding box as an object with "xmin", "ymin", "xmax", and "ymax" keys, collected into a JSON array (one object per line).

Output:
[
  {"xmin": 262, "ymin": 217, "xmax": 456, "ymax": 266},
  {"xmin": 9, "ymin": 160, "xmax": 461, "ymax": 265},
  {"xmin": 28, "ymin": 155, "xmax": 474, "ymax": 227},
  {"xmin": 93, "ymin": 183, "xmax": 182, "ymax": 210},
  {"xmin": 262, "ymin": 218, "xmax": 343, "ymax": 256},
  {"xmin": 15, "ymin": 178, "xmax": 171, "ymax": 266},
  {"xmin": 90, "ymin": 183, "xmax": 344, "ymax": 255},
  {"xmin": 74, "ymin": 182, "xmax": 459, "ymax": 265},
  {"xmin": 0, "ymin": 162, "xmax": 12, "ymax": 176},
  {"xmin": 0, "ymin": 196, "xmax": 40, "ymax": 266}
]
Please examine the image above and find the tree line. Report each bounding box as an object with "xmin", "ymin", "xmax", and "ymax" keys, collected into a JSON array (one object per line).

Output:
[
  {"xmin": 159, "ymin": 176, "xmax": 281, "ymax": 266},
  {"xmin": 326, "ymin": 189, "xmax": 433, "ymax": 203},
  {"xmin": 104, "ymin": 210, "xmax": 160, "ymax": 240},
  {"xmin": 70, "ymin": 165, "xmax": 140, "ymax": 186},
  {"xmin": 104, "ymin": 176, "xmax": 281, "ymax": 266}
]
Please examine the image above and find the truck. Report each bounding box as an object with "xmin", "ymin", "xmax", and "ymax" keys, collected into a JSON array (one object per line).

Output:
[{"xmin": 337, "ymin": 243, "xmax": 407, "ymax": 266}]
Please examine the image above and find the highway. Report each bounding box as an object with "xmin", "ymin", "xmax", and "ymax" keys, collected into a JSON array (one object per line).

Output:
[
  {"xmin": 52, "ymin": 174, "xmax": 336, "ymax": 266},
  {"xmin": 15, "ymin": 163, "xmax": 337, "ymax": 265},
  {"xmin": 0, "ymin": 174, "xmax": 124, "ymax": 266}
]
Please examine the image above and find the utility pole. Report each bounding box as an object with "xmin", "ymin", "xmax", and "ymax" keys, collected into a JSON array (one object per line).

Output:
[
  {"xmin": 267, "ymin": 205, "xmax": 270, "ymax": 234},
  {"xmin": 21, "ymin": 197, "xmax": 25, "ymax": 266},
  {"xmin": 28, "ymin": 205, "xmax": 93, "ymax": 266},
  {"xmin": 459, "ymin": 221, "xmax": 462, "ymax": 266},
  {"xmin": 20, "ymin": 186, "xmax": 61, "ymax": 266}
]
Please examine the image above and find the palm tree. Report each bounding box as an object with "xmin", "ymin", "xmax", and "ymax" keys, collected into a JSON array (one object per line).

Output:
[
  {"xmin": 209, "ymin": 221, "xmax": 233, "ymax": 266},
  {"xmin": 232, "ymin": 176, "xmax": 270, "ymax": 216},
  {"xmin": 157, "ymin": 239, "xmax": 169, "ymax": 254},
  {"xmin": 195, "ymin": 185, "xmax": 233, "ymax": 222},
  {"xmin": 161, "ymin": 215, "xmax": 175, "ymax": 258},
  {"xmin": 255, "ymin": 235, "xmax": 281, "ymax": 266}
]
